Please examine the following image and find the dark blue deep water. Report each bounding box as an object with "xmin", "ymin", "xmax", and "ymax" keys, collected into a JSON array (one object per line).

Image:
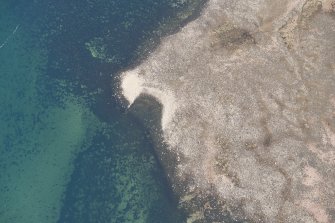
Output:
[{"xmin": 0, "ymin": 1, "xmax": 204, "ymax": 222}]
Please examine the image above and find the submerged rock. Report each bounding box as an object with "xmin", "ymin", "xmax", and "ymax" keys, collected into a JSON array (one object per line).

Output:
[{"xmin": 121, "ymin": 0, "xmax": 335, "ymax": 222}]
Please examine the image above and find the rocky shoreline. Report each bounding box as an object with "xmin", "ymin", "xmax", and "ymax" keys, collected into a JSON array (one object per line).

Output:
[{"xmin": 121, "ymin": 0, "xmax": 335, "ymax": 222}]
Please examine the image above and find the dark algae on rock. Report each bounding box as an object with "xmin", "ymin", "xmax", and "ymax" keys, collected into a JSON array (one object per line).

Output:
[{"xmin": 0, "ymin": 0, "xmax": 205, "ymax": 222}]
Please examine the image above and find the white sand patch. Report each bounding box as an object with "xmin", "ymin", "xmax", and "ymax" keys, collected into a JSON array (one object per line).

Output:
[
  {"xmin": 141, "ymin": 87, "xmax": 177, "ymax": 130},
  {"xmin": 121, "ymin": 69, "xmax": 144, "ymax": 105},
  {"xmin": 121, "ymin": 69, "xmax": 177, "ymax": 130}
]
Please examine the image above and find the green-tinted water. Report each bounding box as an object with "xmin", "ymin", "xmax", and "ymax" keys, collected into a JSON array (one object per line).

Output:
[
  {"xmin": 0, "ymin": 0, "xmax": 204, "ymax": 222},
  {"xmin": 0, "ymin": 7, "xmax": 97, "ymax": 222}
]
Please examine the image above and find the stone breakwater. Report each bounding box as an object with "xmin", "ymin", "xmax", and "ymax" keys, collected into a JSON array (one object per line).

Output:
[{"xmin": 121, "ymin": 0, "xmax": 335, "ymax": 222}]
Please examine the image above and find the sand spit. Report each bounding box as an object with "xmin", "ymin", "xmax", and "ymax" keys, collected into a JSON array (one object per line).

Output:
[{"xmin": 120, "ymin": 0, "xmax": 335, "ymax": 222}]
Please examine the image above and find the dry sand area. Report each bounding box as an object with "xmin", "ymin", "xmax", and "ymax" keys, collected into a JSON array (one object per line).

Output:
[{"xmin": 121, "ymin": 0, "xmax": 335, "ymax": 222}]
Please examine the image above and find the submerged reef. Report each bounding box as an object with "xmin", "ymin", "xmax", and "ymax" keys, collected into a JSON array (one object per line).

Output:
[
  {"xmin": 121, "ymin": 0, "xmax": 335, "ymax": 222},
  {"xmin": 1, "ymin": 0, "xmax": 207, "ymax": 222}
]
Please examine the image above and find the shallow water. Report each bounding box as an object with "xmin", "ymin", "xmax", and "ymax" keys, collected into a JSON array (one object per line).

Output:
[{"xmin": 0, "ymin": 1, "xmax": 204, "ymax": 222}]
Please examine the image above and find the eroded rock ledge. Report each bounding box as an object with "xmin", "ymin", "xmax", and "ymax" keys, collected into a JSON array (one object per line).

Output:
[{"xmin": 120, "ymin": 0, "xmax": 335, "ymax": 222}]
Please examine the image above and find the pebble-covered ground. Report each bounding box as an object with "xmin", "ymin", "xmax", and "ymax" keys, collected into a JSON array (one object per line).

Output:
[{"xmin": 121, "ymin": 0, "xmax": 335, "ymax": 222}]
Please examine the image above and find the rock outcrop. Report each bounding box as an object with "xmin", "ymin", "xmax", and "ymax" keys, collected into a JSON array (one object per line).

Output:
[{"xmin": 121, "ymin": 0, "xmax": 335, "ymax": 222}]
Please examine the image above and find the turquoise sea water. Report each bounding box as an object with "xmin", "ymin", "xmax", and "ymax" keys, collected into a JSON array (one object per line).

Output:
[{"xmin": 0, "ymin": 1, "xmax": 203, "ymax": 222}]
